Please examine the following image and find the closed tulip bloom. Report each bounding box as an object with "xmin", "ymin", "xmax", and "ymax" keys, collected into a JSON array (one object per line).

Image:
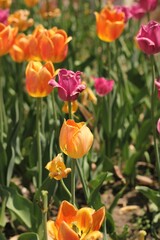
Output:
[
  {"xmin": 47, "ymin": 201, "xmax": 105, "ymax": 240},
  {"xmin": 157, "ymin": 119, "xmax": 160, "ymax": 134},
  {"xmin": 0, "ymin": 0, "xmax": 12, "ymax": 8},
  {"xmin": 24, "ymin": 0, "xmax": 39, "ymax": 8},
  {"xmin": 139, "ymin": 0, "xmax": 158, "ymax": 12},
  {"xmin": 94, "ymin": 77, "xmax": 114, "ymax": 96},
  {"xmin": 95, "ymin": 6, "xmax": 125, "ymax": 42},
  {"xmin": 7, "ymin": 9, "xmax": 34, "ymax": 32},
  {"xmin": 25, "ymin": 61, "xmax": 56, "ymax": 97},
  {"xmin": 39, "ymin": 27, "xmax": 72, "ymax": 63},
  {"xmin": 45, "ymin": 153, "xmax": 71, "ymax": 180},
  {"xmin": 9, "ymin": 33, "xmax": 31, "ymax": 62},
  {"xmin": 49, "ymin": 68, "xmax": 86, "ymax": 101},
  {"xmin": 0, "ymin": 8, "xmax": 9, "ymax": 24},
  {"xmin": 136, "ymin": 20, "xmax": 160, "ymax": 55},
  {"xmin": 0, "ymin": 23, "xmax": 18, "ymax": 56},
  {"xmin": 130, "ymin": 3, "xmax": 146, "ymax": 19},
  {"xmin": 59, "ymin": 119, "xmax": 93, "ymax": 159}
]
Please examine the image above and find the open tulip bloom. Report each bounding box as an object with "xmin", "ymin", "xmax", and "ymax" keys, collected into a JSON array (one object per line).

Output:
[
  {"xmin": 49, "ymin": 68, "xmax": 86, "ymax": 102},
  {"xmin": 47, "ymin": 201, "xmax": 105, "ymax": 240}
]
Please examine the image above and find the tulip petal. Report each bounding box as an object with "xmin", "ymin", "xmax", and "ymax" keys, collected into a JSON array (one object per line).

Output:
[
  {"xmin": 59, "ymin": 221, "xmax": 79, "ymax": 240},
  {"xmin": 92, "ymin": 207, "xmax": 105, "ymax": 231}
]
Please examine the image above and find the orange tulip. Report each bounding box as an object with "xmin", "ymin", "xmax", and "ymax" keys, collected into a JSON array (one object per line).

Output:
[
  {"xmin": 9, "ymin": 33, "xmax": 31, "ymax": 62},
  {"xmin": 39, "ymin": 0, "xmax": 61, "ymax": 19},
  {"xmin": 62, "ymin": 101, "xmax": 78, "ymax": 114},
  {"xmin": 39, "ymin": 27, "xmax": 72, "ymax": 63},
  {"xmin": 7, "ymin": 9, "xmax": 34, "ymax": 32},
  {"xmin": 0, "ymin": 23, "xmax": 18, "ymax": 56},
  {"xmin": 45, "ymin": 153, "xmax": 71, "ymax": 180},
  {"xmin": 0, "ymin": 0, "xmax": 12, "ymax": 8},
  {"xmin": 24, "ymin": 0, "xmax": 39, "ymax": 7},
  {"xmin": 25, "ymin": 61, "xmax": 56, "ymax": 97},
  {"xmin": 59, "ymin": 119, "xmax": 93, "ymax": 159},
  {"xmin": 47, "ymin": 201, "xmax": 105, "ymax": 240},
  {"xmin": 95, "ymin": 6, "xmax": 125, "ymax": 42}
]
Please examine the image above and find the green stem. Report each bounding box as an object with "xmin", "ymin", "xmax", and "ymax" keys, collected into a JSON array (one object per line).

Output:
[
  {"xmin": 150, "ymin": 56, "xmax": 160, "ymax": 187},
  {"xmin": 60, "ymin": 179, "xmax": 72, "ymax": 199},
  {"xmin": 41, "ymin": 190, "xmax": 48, "ymax": 240},
  {"xmin": 76, "ymin": 160, "xmax": 89, "ymax": 201},
  {"xmin": 51, "ymin": 91, "xmax": 58, "ymax": 127},
  {"xmin": 68, "ymin": 101, "xmax": 72, "ymax": 119},
  {"xmin": 36, "ymin": 98, "xmax": 42, "ymax": 188},
  {"xmin": 71, "ymin": 159, "xmax": 76, "ymax": 205},
  {"xmin": 0, "ymin": 72, "xmax": 3, "ymax": 143}
]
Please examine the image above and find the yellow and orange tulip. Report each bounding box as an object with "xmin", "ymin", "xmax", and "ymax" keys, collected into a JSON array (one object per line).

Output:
[
  {"xmin": 95, "ymin": 6, "xmax": 125, "ymax": 42},
  {"xmin": 0, "ymin": 23, "xmax": 18, "ymax": 56},
  {"xmin": 7, "ymin": 9, "xmax": 34, "ymax": 32},
  {"xmin": 24, "ymin": 0, "xmax": 39, "ymax": 8},
  {"xmin": 9, "ymin": 33, "xmax": 31, "ymax": 62},
  {"xmin": 45, "ymin": 153, "xmax": 71, "ymax": 180},
  {"xmin": 25, "ymin": 61, "xmax": 56, "ymax": 97},
  {"xmin": 0, "ymin": 0, "xmax": 12, "ymax": 8},
  {"xmin": 47, "ymin": 200, "xmax": 105, "ymax": 240},
  {"xmin": 59, "ymin": 119, "xmax": 93, "ymax": 159}
]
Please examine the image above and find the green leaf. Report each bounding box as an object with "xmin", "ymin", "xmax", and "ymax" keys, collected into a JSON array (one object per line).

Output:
[
  {"xmin": 18, "ymin": 232, "xmax": 39, "ymax": 240},
  {"xmin": 136, "ymin": 186, "xmax": 160, "ymax": 209},
  {"xmin": 135, "ymin": 119, "xmax": 151, "ymax": 149},
  {"xmin": 88, "ymin": 172, "xmax": 110, "ymax": 208},
  {"xmin": 0, "ymin": 232, "xmax": 7, "ymax": 240},
  {"xmin": 0, "ymin": 142, "xmax": 7, "ymax": 185}
]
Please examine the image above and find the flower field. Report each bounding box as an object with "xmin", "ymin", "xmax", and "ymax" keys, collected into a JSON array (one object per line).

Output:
[{"xmin": 0, "ymin": 0, "xmax": 160, "ymax": 239}]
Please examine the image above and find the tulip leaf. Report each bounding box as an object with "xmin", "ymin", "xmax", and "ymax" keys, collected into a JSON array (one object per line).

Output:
[
  {"xmin": 88, "ymin": 172, "xmax": 111, "ymax": 208},
  {"xmin": 0, "ymin": 232, "xmax": 7, "ymax": 240},
  {"xmin": 18, "ymin": 232, "xmax": 39, "ymax": 240},
  {"xmin": 136, "ymin": 186, "xmax": 160, "ymax": 209}
]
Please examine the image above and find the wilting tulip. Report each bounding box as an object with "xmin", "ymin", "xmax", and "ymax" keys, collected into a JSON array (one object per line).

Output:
[
  {"xmin": 39, "ymin": 27, "xmax": 72, "ymax": 63},
  {"xmin": 24, "ymin": 0, "xmax": 39, "ymax": 8},
  {"xmin": 136, "ymin": 20, "xmax": 160, "ymax": 55},
  {"xmin": 49, "ymin": 68, "xmax": 86, "ymax": 101},
  {"xmin": 94, "ymin": 77, "xmax": 114, "ymax": 96},
  {"xmin": 0, "ymin": 8, "xmax": 9, "ymax": 24},
  {"xmin": 25, "ymin": 61, "xmax": 56, "ymax": 97},
  {"xmin": 9, "ymin": 33, "xmax": 31, "ymax": 62},
  {"xmin": 0, "ymin": 23, "xmax": 18, "ymax": 56},
  {"xmin": 47, "ymin": 201, "xmax": 105, "ymax": 240},
  {"xmin": 0, "ymin": 0, "xmax": 12, "ymax": 8},
  {"xmin": 95, "ymin": 6, "xmax": 125, "ymax": 42},
  {"xmin": 59, "ymin": 119, "xmax": 93, "ymax": 159},
  {"xmin": 7, "ymin": 9, "xmax": 34, "ymax": 32},
  {"xmin": 45, "ymin": 153, "xmax": 71, "ymax": 180}
]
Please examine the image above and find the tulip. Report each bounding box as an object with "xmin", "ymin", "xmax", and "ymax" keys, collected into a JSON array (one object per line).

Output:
[
  {"xmin": 9, "ymin": 33, "xmax": 31, "ymax": 62},
  {"xmin": 39, "ymin": 27, "xmax": 72, "ymax": 63},
  {"xmin": 7, "ymin": 9, "xmax": 34, "ymax": 32},
  {"xmin": 0, "ymin": 8, "xmax": 9, "ymax": 24},
  {"xmin": 157, "ymin": 119, "xmax": 160, "ymax": 134},
  {"xmin": 49, "ymin": 68, "xmax": 86, "ymax": 101},
  {"xmin": 130, "ymin": 3, "xmax": 146, "ymax": 19},
  {"xmin": 155, "ymin": 78, "xmax": 160, "ymax": 99},
  {"xmin": 94, "ymin": 77, "xmax": 114, "ymax": 97},
  {"xmin": 24, "ymin": 0, "xmax": 39, "ymax": 8},
  {"xmin": 25, "ymin": 61, "xmax": 56, "ymax": 97},
  {"xmin": 95, "ymin": 6, "xmax": 125, "ymax": 42},
  {"xmin": 39, "ymin": 0, "xmax": 61, "ymax": 19},
  {"xmin": 59, "ymin": 119, "xmax": 93, "ymax": 159},
  {"xmin": 0, "ymin": 23, "xmax": 18, "ymax": 56},
  {"xmin": 47, "ymin": 200, "xmax": 105, "ymax": 240},
  {"xmin": 139, "ymin": 0, "xmax": 158, "ymax": 12},
  {"xmin": 0, "ymin": 0, "xmax": 12, "ymax": 8},
  {"xmin": 45, "ymin": 153, "xmax": 71, "ymax": 180},
  {"xmin": 62, "ymin": 100, "xmax": 78, "ymax": 114},
  {"xmin": 136, "ymin": 20, "xmax": 160, "ymax": 55},
  {"xmin": 115, "ymin": 5, "xmax": 132, "ymax": 23}
]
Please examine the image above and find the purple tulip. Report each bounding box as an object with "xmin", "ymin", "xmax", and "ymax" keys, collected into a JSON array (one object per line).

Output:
[
  {"xmin": 94, "ymin": 77, "xmax": 114, "ymax": 97},
  {"xmin": 49, "ymin": 68, "xmax": 86, "ymax": 101},
  {"xmin": 136, "ymin": 20, "xmax": 160, "ymax": 55},
  {"xmin": 0, "ymin": 9, "xmax": 9, "ymax": 25},
  {"xmin": 139, "ymin": 0, "xmax": 158, "ymax": 12}
]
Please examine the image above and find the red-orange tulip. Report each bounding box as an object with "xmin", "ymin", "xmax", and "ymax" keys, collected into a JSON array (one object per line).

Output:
[
  {"xmin": 24, "ymin": 0, "xmax": 39, "ymax": 8},
  {"xmin": 47, "ymin": 201, "xmax": 105, "ymax": 240},
  {"xmin": 95, "ymin": 6, "xmax": 125, "ymax": 42},
  {"xmin": 9, "ymin": 33, "xmax": 31, "ymax": 62},
  {"xmin": 39, "ymin": 27, "xmax": 72, "ymax": 63},
  {"xmin": 25, "ymin": 61, "xmax": 56, "ymax": 97},
  {"xmin": 0, "ymin": 23, "xmax": 18, "ymax": 56},
  {"xmin": 59, "ymin": 119, "xmax": 93, "ymax": 159},
  {"xmin": 0, "ymin": 0, "xmax": 12, "ymax": 8}
]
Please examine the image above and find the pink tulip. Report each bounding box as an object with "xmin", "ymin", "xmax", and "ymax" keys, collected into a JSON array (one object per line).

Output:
[
  {"xmin": 130, "ymin": 3, "xmax": 146, "ymax": 19},
  {"xmin": 94, "ymin": 77, "xmax": 114, "ymax": 97},
  {"xmin": 0, "ymin": 9, "xmax": 9, "ymax": 25},
  {"xmin": 49, "ymin": 68, "xmax": 86, "ymax": 101},
  {"xmin": 139, "ymin": 0, "xmax": 158, "ymax": 12},
  {"xmin": 136, "ymin": 21, "xmax": 160, "ymax": 55},
  {"xmin": 115, "ymin": 6, "xmax": 132, "ymax": 23},
  {"xmin": 157, "ymin": 119, "xmax": 160, "ymax": 134},
  {"xmin": 155, "ymin": 78, "xmax": 160, "ymax": 99}
]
